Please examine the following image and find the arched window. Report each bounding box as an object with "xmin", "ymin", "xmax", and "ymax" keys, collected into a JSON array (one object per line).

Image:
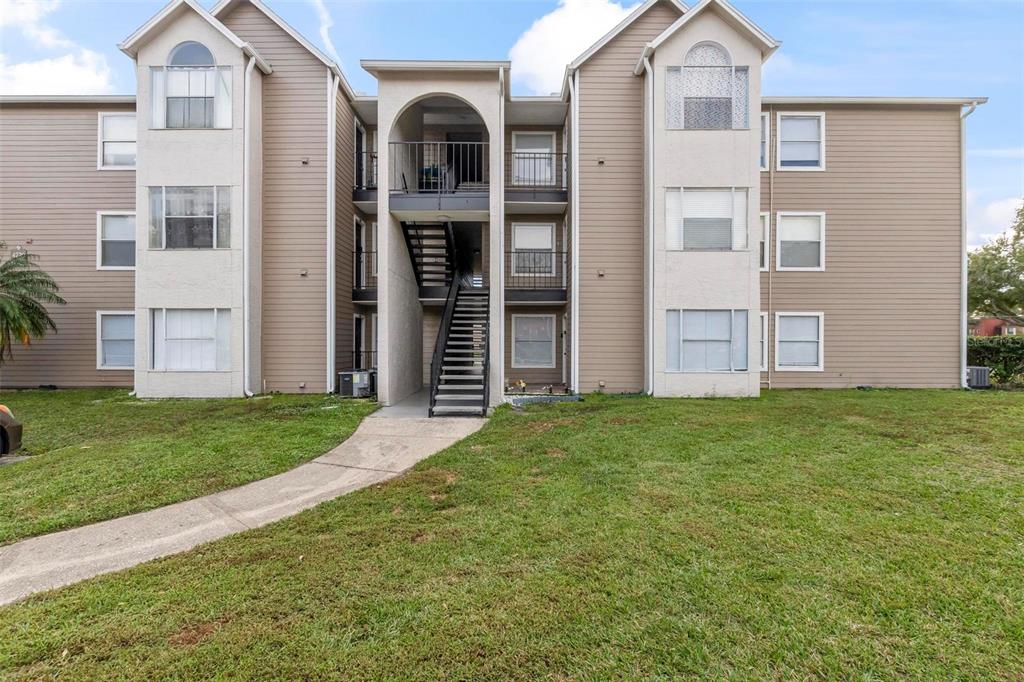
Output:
[
  {"xmin": 168, "ymin": 41, "xmax": 215, "ymax": 67},
  {"xmin": 151, "ymin": 41, "xmax": 231, "ymax": 129},
  {"xmin": 666, "ymin": 41, "xmax": 748, "ymax": 130}
]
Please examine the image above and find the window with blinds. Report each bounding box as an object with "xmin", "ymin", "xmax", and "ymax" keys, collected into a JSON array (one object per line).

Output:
[
  {"xmin": 149, "ymin": 186, "xmax": 231, "ymax": 249},
  {"xmin": 778, "ymin": 114, "xmax": 824, "ymax": 169},
  {"xmin": 666, "ymin": 188, "xmax": 747, "ymax": 251},
  {"xmin": 98, "ymin": 313, "xmax": 135, "ymax": 369},
  {"xmin": 151, "ymin": 309, "xmax": 231, "ymax": 371},
  {"xmin": 775, "ymin": 313, "xmax": 823, "ymax": 371},
  {"xmin": 666, "ymin": 42, "xmax": 749, "ymax": 130},
  {"xmin": 666, "ymin": 309, "xmax": 748, "ymax": 372},
  {"xmin": 151, "ymin": 42, "xmax": 231, "ymax": 129},
  {"xmin": 777, "ymin": 212, "xmax": 825, "ymax": 270}
]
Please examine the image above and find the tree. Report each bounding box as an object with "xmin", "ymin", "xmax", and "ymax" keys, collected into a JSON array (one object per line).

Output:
[
  {"xmin": 968, "ymin": 201, "xmax": 1024, "ymax": 325},
  {"xmin": 0, "ymin": 242, "xmax": 66, "ymax": 365}
]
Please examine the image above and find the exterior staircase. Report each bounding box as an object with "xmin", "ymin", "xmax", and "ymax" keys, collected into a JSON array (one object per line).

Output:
[
  {"xmin": 429, "ymin": 287, "xmax": 489, "ymax": 417},
  {"xmin": 401, "ymin": 222, "xmax": 453, "ymax": 288}
]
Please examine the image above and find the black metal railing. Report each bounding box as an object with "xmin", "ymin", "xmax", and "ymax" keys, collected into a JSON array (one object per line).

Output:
[
  {"xmin": 505, "ymin": 151, "xmax": 568, "ymax": 190},
  {"xmin": 352, "ymin": 249, "xmax": 377, "ymax": 289},
  {"xmin": 342, "ymin": 351, "xmax": 377, "ymax": 370},
  {"xmin": 354, "ymin": 151, "xmax": 378, "ymax": 190},
  {"xmin": 390, "ymin": 142, "xmax": 489, "ymax": 195},
  {"xmin": 428, "ymin": 223, "xmax": 460, "ymax": 417},
  {"xmin": 505, "ymin": 250, "xmax": 567, "ymax": 289}
]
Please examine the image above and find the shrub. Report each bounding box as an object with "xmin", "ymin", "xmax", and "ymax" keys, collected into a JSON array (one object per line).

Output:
[{"xmin": 967, "ymin": 335, "xmax": 1024, "ymax": 384}]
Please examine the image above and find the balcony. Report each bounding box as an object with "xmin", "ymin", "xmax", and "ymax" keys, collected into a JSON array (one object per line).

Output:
[
  {"xmin": 352, "ymin": 249, "xmax": 377, "ymax": 302},
  {"xmin": 505, "ymin": 152, "xmax": 569, "ymax": 206},
  {"xmin": 505, "ymin": 250, "xmax": 567, "ymax": 303}
]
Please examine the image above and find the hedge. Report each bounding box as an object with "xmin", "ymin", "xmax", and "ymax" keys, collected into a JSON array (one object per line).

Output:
[{"xmin": 967, "ymin": 335, "xmax": 1024, "ymax": 384}]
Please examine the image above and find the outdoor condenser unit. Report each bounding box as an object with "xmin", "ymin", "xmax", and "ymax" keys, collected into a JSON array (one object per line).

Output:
[
  {"xmin": 966, "ymin": 366, "xmax": 991, "ymax": 389},
  {"xmin": 338, "ymin": 370, "xmax": 376, "ymax": 398}
]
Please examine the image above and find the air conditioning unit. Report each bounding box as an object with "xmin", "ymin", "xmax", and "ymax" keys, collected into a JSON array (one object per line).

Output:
[
  {"xmin": 338, "ymin": 370, "xmax": 376, "ymax": 398},
  {"xmin": 967, "ymin": 366, "xmax": 991, "ymax": 389}
]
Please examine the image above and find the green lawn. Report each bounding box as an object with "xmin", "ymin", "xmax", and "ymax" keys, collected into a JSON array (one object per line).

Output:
[
  {"xmin": 2, "ymin": 390, "xmax": 1022, "ymax": 679},
  {"xmin": 0, "ymin": 389, "xmax": 376, "ymax": 544}
]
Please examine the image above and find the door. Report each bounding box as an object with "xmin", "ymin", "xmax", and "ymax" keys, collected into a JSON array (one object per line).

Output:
[
  {"xmin": 512, "ymin": 132, "xmax": 555, "ymax": 186},
  {"xmin": 353, "ymin": 315, "xmax": 364, "ymax": 369},
  {"xmin": 355, "ymin": 122, "xmax": 365, "ymax": 188},
  {"xmin": 354, "ymin": 218, "xmax": 365, "ymax": 288},
  {"xmin": 446, "ymin": 132, "xmax": 484, "ymax": 189}
]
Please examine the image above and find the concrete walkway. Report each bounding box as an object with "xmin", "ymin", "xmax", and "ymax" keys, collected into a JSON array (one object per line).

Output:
[{"xmin": 0, "ymin": 414, "xmax": 485, "ymax": 606}]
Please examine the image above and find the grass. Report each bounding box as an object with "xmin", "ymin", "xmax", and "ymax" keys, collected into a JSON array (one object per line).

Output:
[
  {"xmin": 0, "ymin": 389, "xmax": 376, "ymax": 544},
  {"xmin": 1, "ymin": 389, "xmax": 1022, "ymax": 679}
]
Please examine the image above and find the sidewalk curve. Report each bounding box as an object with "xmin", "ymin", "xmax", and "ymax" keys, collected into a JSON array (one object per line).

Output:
[{"xmin": 0, "ymin": 415, "xmax": 485, "ymax": 606}]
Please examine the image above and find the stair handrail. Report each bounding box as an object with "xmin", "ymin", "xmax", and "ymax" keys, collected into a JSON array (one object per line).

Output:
[
  {"xmin": 428, "ymin": 222, "xmax": 459, "ymax": 417},
  {"xmin": 481, "ymin": 295, "xmax": 490, "ymax": 417}
]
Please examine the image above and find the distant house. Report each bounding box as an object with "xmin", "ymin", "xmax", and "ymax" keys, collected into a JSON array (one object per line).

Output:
[{"xmin": 970, "ymin": 317, "xmax": 1024, "ymax": 337}]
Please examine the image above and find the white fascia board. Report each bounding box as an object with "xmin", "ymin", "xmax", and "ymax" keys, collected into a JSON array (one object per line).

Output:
[
  {"xmin": 360, "ymin": 60, "xmax": 512, "ymax": 74},
  {"xmin": 645, "ymin": 0, "xmax": 779, "ymax": 61},
  {"xmin": 211, "ymin": 0, "xmax": 355, "ymax": 97},
  {"xmin": 0, "ymin": 95, "xmax": 136, "ymax": 104},
  {"xmin": 568, "ymin": 0, "xmax": 688, "ymax": 72},
  {"xmin": 762, "ymin": 96, "xmax": 988, "ymax": 106}
]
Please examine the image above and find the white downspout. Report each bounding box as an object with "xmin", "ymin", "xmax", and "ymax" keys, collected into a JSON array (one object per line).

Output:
[
  {"xmin": 497, "ymin": 66, "xmax": 506, "ymax": 405},
  {"xmin": 960, "ymin": 100, "xmax": 979, "ymax": 388},
  {"xmin": 242, "ymin": 55, "xmax": 256, "ymax": 397},
  {"xmin": 569, "ymin": 69, "xmax": 581, "ymax": 393},
  {"xmin": 326, "ymin": 70, "xmax": 339, "ymax": 393},
  {"xmin": 642, "ymin": 54, "xmax": 655, "ymax": 395}
]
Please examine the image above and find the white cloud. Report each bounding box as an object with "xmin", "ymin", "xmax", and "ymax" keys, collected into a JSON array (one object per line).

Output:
[
  {"xmin": 0, "ymin": 0, "xmax": 73, "ymax": 49},
  {"xmin": 309, "ymin": 0, "xmax": 341, "ymax": 65},
  {"xmin": 0, "ymin": 50, "xmax": 114, "ymax": 95},
  {"xmin": 968, "ymin": 195, "xmax": 1023, "ymax": 249},
  {"xmin": 0, "ymin": 0, "xmax": 116, "ymax": 95},
  {"xmin": 509, "ymin": 0, "xmax": 639, "ymax": 95}
]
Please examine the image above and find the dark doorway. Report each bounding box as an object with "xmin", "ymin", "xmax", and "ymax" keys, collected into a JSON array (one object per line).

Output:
[
  {"xmin": 446, "ymin": 132, "xmax": 484, "ymax": 190},
  {"xmin": 353, "ymin": 316, "xmax": 364, "ymax": 369}
]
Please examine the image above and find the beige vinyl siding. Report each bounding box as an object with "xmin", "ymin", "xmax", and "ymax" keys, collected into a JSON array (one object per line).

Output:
[
  {"xmin": 576, "ymin": 0, "xmax": 681, "ymax": 393},
  {"xmin": 0, "ymin": 103, "xmax": 136, "ymax": 388},
  {"xmin": 760, "ymin": 105, "xmax": 963, "ymax": 387},
  {"xmin": 505, "ymin": 308, "xmax": 565, "ymax": 388},
  {"xmin": 223, "ymin": 1, "xmax": 329, "ymax": 392}
]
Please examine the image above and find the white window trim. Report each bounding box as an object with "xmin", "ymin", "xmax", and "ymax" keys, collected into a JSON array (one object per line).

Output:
[
  {"xmin": 150, "ymin": 308, "xmax": 232, "ymax": 373},
  {"xmin": 97, "ymin": 112, "xmax": 136, "ymax": 171},
  {"xmin": 776, "ymin": 111, "xmax": 826, "ymax": 172},
  {"xmin": 759, "ymin": 211, "xmax": 770, "ymax": 272},
  {"xmin": 511, "ymin": 222, "xmax": 556, "ymax": 276},
  {"xmin": 775, "ymin": 211, "xmax": 826, "ymax": 272},
  {"xmin": 666, "ymin": 309, "xmax": 749, "ymax": 374},
  {"xmin": 511, "ymin": 130, "xmax": 556, "ymax": 153},
  {"xmin": 760, "ymin": 312, "xmax": 768, "ymax": 371},
  {"xmin": 759, "ymin": 112, "xmax": 769, "ymax": 171},
  {"xmin": 774, "ymin": 312, "xmax": 824, "ymax": 372},
  {"xmin": 96, "ymin": 310, "xmax": 135, "ymax": 370},
  {"xmin": 511, "ymin": 313, "xmax": 557, "ymax": 369},
  {"xmin": 666, "ymin": 187, "xmax": 749, "ymax": 252},
  {"xmin": 150, "ymin": 186, "xmax": 230, "ymax": 250},
  {"xmin": 96, "ymin": 211, "xmax": 136, "ymax": 271}
]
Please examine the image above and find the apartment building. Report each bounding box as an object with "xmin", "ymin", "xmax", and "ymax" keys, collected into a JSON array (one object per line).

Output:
[{"xmin": 0, "ymin": 0, "xmax": 984, "ymax": 415}]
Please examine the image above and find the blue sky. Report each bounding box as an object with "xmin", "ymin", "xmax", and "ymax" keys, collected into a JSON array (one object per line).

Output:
[{"xmin": 1, "ymin": 0, "xmax": 1021, "ymax": 246}]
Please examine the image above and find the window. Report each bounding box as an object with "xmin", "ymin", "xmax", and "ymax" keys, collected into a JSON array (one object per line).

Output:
[
  {"xmin": 511, "ymin": 132, "xmax": 556, "ymax": 186},
  {"xmin": 666, "ymin": 188, "xmax": 747, "ymax": 251},
  {"xmin": 759, "ymin": 212, "xmax": 769, "ymax": 271},
  {"xmin": 666, "ymin": 42, "xmax": 749, "ymax": 130},
  {"xmin": 151, "ymin": 41, "xmax": 231, "ymax": 129},
  {"xmin": 777, "ymin": 113, "xmax": 825, "ymax": 170},
  {"xmin": 512, "ymin": 223, "xmax": 555, "ymax": 275},
  {"xmin": 667, "ymin": 310, "xmax": 748, "ymax": 372},
  {"xmin": 776, "ymin": 212, "xmax": 825, "ymax": 271},
  {"xmin": 97, "ymin": 312, "xmax": 134, "ymax": 369},
  {"xmin": 97, "ymin": 113, "xmax": 136, "ymax": 169},
  {"xmin": 151, "ymin": 309, "xmax": 231, "ymax": 371},
  {"xmin": 775, "ymin": 313, "xmax": 824, "ymax": 371},
  {"xmin": 512, "ymin": 314, "xmax": 556, "ymax": 368},
  {"xmin": 149, "ymin": 186, "xmax": 230, "ymax": 249},
  {"xmin": 759, "ymin": 112, "xmax": 769, "ymax": 170},
  {"xmin": 97, "ymin": 212, "xmax": 136, "ymax": 269},
  {"xmin": 760, "ymin": 312, "xmax": 768, "ymax": 371}
]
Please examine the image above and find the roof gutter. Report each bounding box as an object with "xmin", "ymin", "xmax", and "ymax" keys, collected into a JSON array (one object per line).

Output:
[
  {"xmin": 242, "ymin": 55, "xmax": 257, "ymax": 397},
  {"xmin": 960, "ymin": 99, "xmax": 982, "ymax": 388}
]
